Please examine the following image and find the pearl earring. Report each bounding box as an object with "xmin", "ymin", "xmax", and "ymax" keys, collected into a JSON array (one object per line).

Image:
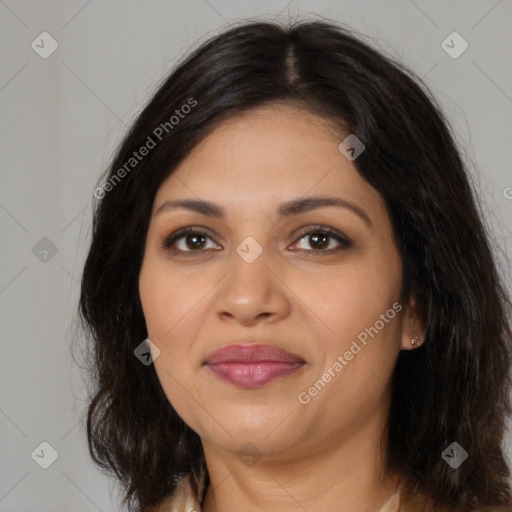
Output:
[{"xmin": 411, "ymin": 336, "xmax": 422, "ymax": 346}]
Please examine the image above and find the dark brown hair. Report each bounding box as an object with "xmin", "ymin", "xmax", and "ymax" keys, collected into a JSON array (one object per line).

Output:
[{"xmin": 77, "ymin": 18, "xmax": 512, "ymax": 512}]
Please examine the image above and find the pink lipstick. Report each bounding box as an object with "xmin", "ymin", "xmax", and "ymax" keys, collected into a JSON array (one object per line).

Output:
[{"xmin": 205, "ymin": 343, "xmax": 305, "ymax": 388}]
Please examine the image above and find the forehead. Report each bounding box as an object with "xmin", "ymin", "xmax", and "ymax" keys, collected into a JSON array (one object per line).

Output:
[{"xmin": 153, "ymin": 104, "xmax": 386, "ymax": 221}]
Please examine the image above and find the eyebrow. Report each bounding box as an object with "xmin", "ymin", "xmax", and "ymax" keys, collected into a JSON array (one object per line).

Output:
[{"xmin": 154, "ymin": 196, "xmax": 372, "ymax": 227}]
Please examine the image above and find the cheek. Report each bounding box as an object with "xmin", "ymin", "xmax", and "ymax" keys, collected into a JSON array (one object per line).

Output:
[
  {"xmin": 301, "ymin": 251, "xmax": 401, "ymax": 341},
  {"xmin": 139, "ymin": 257, "xmax": 202, "ymax": 339},
  {"xmin": 139, "ymin": 258, "xmax": 206, "ymax": 411},
  {"xmin": 293, "ymin": 248, "xmax": 403, "ymax": 405},
  {"xmin": 139, "ymin": 268, "xmax": 197, "ymax": 424}
]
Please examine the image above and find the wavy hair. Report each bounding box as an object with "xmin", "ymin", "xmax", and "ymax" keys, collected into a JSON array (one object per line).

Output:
[{"xmin": 78, "ymin": 18, "xmax": 512, "ymax": 511}]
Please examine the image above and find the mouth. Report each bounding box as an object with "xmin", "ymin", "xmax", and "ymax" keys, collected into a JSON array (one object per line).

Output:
[{"xmin": 204, "ymin": 343, "xmax": 306, "ymax": 389}]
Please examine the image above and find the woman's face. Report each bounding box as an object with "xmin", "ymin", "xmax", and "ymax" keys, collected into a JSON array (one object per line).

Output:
[{"xmin": 139, "ymin": 103, "xmax": 415, "ymax": 462}]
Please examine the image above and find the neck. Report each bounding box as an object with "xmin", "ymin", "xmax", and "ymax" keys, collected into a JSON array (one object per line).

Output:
[{"xmin": 200, "ymin": 414, "xmax": 399, "ymax": 512}]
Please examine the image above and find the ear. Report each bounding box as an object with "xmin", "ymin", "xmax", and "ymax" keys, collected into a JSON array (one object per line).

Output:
[{"xmin": 400, "ymin": 296, "xmax": 425, "ymax": 351}]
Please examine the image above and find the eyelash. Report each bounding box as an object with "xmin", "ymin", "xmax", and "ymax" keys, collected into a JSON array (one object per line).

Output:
[{"xmin": 161, "ymin": 225, "xmax": 352, "ymax": 255}]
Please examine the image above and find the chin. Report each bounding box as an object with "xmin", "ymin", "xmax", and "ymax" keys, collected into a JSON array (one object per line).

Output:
[
  {"xmin": 193, "ymin": 413, "xmax": 302, "ymax": 455},
  {"xmin": 209, "ymin": 430, "xmax": 300, "ymax": 461}
]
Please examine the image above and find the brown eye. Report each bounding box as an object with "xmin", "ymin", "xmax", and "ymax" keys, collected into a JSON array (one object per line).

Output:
[
  {"xmin": 292, "ymin": 226, "xmax": 352, "ymax": 253},
  {"xmin": 162, "ymin": 228, "xmax": 221, "ymax": 253},
  {"xmin": 181, "ymin": 233, "xmax": 208, "ymax": 250}
]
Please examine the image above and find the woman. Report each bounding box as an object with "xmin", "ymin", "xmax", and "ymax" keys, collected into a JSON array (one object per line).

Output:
[{"xmin": 79, "ymin": 18, "xmax": 512, "ymax": 512}]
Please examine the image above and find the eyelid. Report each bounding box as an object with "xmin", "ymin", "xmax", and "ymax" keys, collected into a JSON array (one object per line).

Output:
[
  {"xmin": 161, "ymin": 224, "xmax": 353, "ymax": 253},
  {"xmin": 292, "ymin": 224, "xmax": 352, "ymax": 249},
  {"xmin": 161, "ymin": 225, "xmax": 217, "ymax": 251}
]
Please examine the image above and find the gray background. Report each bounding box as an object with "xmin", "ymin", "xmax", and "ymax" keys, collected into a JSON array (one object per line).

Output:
[{"xmin": 1, "ymin": 1, "xmax": 511, "ymax": 510}]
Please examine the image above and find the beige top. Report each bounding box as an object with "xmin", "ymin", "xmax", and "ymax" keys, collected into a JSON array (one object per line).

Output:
[{"xmin": 152, "ymin": 466, "xmax": 403, "ymax": 512}]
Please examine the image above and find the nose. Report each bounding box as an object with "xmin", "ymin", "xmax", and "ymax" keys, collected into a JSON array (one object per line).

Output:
[{"xmin": 213, "ymin": 243, "xmax": 291, "ymax": 327}]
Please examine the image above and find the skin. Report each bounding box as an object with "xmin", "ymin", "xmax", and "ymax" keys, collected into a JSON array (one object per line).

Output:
[{"xmin": 138, "ymin": 103, "xmax": 425, "ymax": 512}]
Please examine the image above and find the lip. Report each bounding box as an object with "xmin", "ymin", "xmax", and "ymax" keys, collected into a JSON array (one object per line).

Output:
[{"xmin": 205, "ymin": 343, "xmax": 306, "ymax": 388}]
